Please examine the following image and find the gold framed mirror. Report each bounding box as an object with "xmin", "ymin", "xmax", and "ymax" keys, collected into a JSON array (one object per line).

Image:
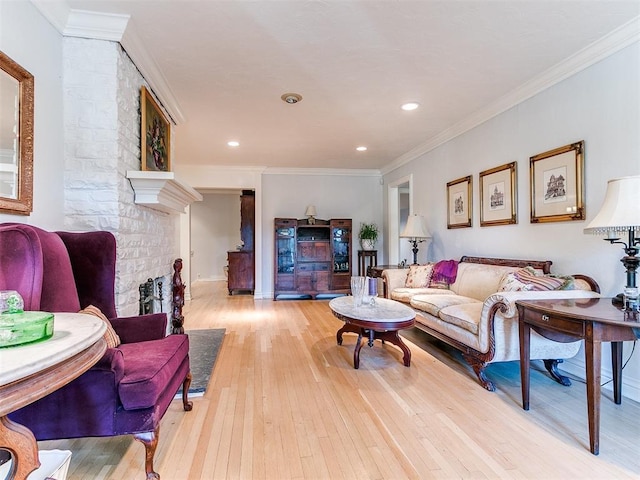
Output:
[{"xmin": 0, "ymin": 51, "xmax": 34, "ymax": 215}]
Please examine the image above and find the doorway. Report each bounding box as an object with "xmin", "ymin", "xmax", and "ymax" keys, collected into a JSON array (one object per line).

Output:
[{"xmin": 387, "ymin": 175, "xmax": 412, "ymax": 266}]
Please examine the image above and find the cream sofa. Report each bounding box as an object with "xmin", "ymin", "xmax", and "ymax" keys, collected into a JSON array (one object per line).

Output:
[{"xmin": 382, "ymin": 256, "xmax": 600, "ymax": 391}]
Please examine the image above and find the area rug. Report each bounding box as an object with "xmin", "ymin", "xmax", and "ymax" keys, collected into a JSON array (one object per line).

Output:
[{"xmin": 176, "ymin": 328, "xmax": 226, "ymax": 398}]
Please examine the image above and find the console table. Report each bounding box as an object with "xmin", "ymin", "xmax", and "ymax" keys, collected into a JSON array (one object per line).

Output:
[
  {"xmin": 516, "ymin": 298, "xmax": 640, "ymax": 455},
  {"xmin": 0, "ymin": 313, "xmax": 106, "ymax": 479},
  {"xmin": 357, "ymin": 250, "xmax": 377, "ymax": 276}
]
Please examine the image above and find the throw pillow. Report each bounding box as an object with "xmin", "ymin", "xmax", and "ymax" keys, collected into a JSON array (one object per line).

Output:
[
  {"xmin": 405, "ymin": 264, "xmax": 434, "ymax": 288},
  {"xmin": 79, "ymin": 304, "xmax": 121, "ymax": 348},
  {"xmin": 498, "ymin": 273, "xmax": 534, "ymax": 292},
  {"xmin": 512, "ymin": 267, "xmax": 567, "ymax": 291}
]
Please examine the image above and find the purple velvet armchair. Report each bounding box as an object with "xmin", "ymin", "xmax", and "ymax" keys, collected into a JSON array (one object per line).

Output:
[{"xmin": 0, "ymin": 223, "xmax": 192, "ymax": 480}]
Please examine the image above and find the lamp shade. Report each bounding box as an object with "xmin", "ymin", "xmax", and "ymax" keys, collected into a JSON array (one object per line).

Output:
[
  {"xmin": 305, "ymin": 205, "xmax": 317, "ymax": 217},
  {"xmin": 400, "ymin": 214, "xmax": 431, "ymax": 239},
  {"xmin": 584, "ymin": 175, "xmax": 640, "ymax": 236}
]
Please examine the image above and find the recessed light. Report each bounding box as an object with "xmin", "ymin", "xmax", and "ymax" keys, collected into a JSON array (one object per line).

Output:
[
  {"xmin": 356, "ymin": 146, "xmax": 367, "ymax": 152},
  {"xmin": 401, "ymin": 102, "xmax": 420, "ymax": 111},
  {"xmin": 227, "ymin": 141, "xmax": 239, "ymax": 147},
  {"xmin": 281, "ymin": 93, "xmax": 303, "ymax": 104}
]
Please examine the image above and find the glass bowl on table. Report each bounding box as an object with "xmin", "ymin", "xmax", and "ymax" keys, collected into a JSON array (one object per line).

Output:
[{"xmin": 0, "ymin": 291, "xmax": 54, "ymax": 348}]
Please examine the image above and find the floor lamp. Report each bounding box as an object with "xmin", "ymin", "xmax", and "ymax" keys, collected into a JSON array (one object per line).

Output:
[
  {"xmin": 400, "ymin": 214, "xmax": 431, "ymax": 265},
  {"xmin": 584, "ymin": 175, "xmax": 640, "ymax": 307}
]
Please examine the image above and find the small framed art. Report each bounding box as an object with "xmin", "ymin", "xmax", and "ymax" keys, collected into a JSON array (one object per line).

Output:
[
  {"xmin": 530, "ymin": 141, "xmax": 584, "ymax": 223},
  {"xmin": 141, "ymin": 86, "xmax": 171, "ymax": 172},
  {"xmin": 447, "ymin": 175, "xmax": 472, "ymax": 229},
  {"xmin": 479, "ymin": 161, "xmax": 517, "ymax": 227}
]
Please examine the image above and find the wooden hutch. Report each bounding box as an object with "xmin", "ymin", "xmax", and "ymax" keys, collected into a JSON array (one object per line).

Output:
[
  {"xmin": 227, "ymin": 190, "xmax": 255, "ymax": 295},
  {"xmin": 274, "ymin": 218, "xmax": 352, "ymax": 299}
]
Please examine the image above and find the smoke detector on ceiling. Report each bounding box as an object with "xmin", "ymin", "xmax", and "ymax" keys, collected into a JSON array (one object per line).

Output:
[{"xmin": 281, "ymin": 93, "xmax": 303, "ymax": 104}]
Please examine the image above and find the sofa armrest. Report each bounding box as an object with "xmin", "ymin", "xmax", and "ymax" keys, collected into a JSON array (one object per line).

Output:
[
  {"xmin": 381, "ymin": 269, "xmax": 409, "ymax": 298},
  {"xmin": 91, "ymin": 347, "xmax": 125, "ymax": 384},
  {"xmin": 110, "ymin": 313, "xmax": 168, "ymax": 343},
  {"xmin": 481, "ymin": 290, "xmax": 603, "ymax": 322}
]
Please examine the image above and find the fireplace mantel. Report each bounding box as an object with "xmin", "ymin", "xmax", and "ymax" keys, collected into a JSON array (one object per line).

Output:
[{"xmin": 126, "ymin": 171, "xmax": 202, "ymax": 214}]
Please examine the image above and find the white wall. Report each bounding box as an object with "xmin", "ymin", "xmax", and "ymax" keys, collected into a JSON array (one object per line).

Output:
[
  {"xmin": 261, "ymin": 171, "xmax": 383, "ymax": 298},
  {"xmin": 0, "ymin": 0, "xmax": 65, "ymax": 228},
  {"xmin": 190, "ymin": 193, "xmax": 242, "ymax": 282},
  {"xmin": 383, "ymin": 42, "xmax": 640, "ymax": 401}
]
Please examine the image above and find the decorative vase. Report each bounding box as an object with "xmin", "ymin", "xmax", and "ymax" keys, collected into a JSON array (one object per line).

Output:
[{"xmin": 360, "ymin": 239, "xmax": 376, "ymax": 251}]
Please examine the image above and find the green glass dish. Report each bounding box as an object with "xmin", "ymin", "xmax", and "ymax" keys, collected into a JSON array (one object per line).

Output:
[{"xmin": 0, "ymin": 311, "xmax": 55, "ymax": 348}]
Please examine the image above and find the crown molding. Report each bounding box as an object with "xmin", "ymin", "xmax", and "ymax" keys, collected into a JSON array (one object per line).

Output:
[
  {"xmin": 120, "ymin": 23, "xmax": 186, "ymax": 124},
  {"xmin": 179, "ymin": 164, "xmax": 268, "ymax": 174},
  {"xmin": 382, "ymin": 16, "xmax": 640, "ymax": 176},
  {"xmin": 30, "ymin": 1, "xmax": 185, "ymax": 125},
  {"xmin": 64, "ymin": 9, "xmax": 129, "ymax": 41},
  {"xmin": 263, "ymin": 167, "xmax": 381, "ymax": 177}
]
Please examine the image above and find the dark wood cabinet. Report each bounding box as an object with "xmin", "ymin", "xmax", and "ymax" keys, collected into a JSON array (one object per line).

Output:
[
  {"xmin": 228, "ymin": 191, "xmax": 255, "ymax": 295},
  {"xmin": 227, "ymin": 251, "xmax": 254, "ymax": 294},
  {"xmin": 274, "ymin": 218, "xmax": 352, "ymax": 299},
  {"xmin": 239, "ymin": 191, "xmax": 255, "ymax": 251}
]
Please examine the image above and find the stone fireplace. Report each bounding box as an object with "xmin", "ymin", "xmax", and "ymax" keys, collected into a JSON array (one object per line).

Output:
[{"xmin": 61, "ymin": 37, "xmax": 182, "ymax": 316}]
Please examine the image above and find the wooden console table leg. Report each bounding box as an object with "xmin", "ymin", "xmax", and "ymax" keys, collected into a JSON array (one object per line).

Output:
[
  {"xmin": 611, "ymin": 341, "xmax": 623, "ymax": 405},
  {"xmin": 585, "ymin": 336, "xmax": 602, "ymax": 455},
  {"xmin": 0, "ymin": 416, "xmax": 40, "ymax": 480},
  {"xmin": 519, "ymin": 320, "xmax": 531, "ymax": 411}
]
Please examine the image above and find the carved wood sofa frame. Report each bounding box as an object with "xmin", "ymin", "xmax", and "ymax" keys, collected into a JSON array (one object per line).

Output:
[{"xmin": 397, "ymin": 256, "xmax": 600, "ymax": 391}]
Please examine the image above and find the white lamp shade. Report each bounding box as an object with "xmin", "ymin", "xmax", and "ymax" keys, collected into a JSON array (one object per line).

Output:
[
  {"xmin": 400, "ymin": 214, "xmax": 431, "ymax": 239},
  {"xmin": 305, "ymin": 205, "xmax": 317, "ymax": 217},
  {"xmin": 584, "ymin": 175, "xmax": 640, "ymax": 235}
]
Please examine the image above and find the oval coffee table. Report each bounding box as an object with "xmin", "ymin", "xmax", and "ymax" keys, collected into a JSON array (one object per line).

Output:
[{"xmin": 329, "ymin": 296, "xmax": 415, "ymax": 369}]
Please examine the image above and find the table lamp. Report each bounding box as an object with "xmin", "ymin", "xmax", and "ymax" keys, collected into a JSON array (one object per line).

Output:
[
  {"xmin": 305, "ymin": 205, "xmax": 317, "ymax": 225},
  {"xmin": 584, "ymin": 175, "xmax": 640, "ymax": 305},
  {"xmin": 400, "ymin": 214, "xmax": 432, "ymax": 264}
]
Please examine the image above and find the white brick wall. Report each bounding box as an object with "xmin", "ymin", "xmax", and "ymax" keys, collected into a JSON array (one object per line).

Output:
[{"xmin": 63, "ymin": 37, "xmax": 178, "ymax": 317}]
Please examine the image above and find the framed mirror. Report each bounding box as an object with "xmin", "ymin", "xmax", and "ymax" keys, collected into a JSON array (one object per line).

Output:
[{"xmin": 0, "ymin": 51, "xmax": 33, "ymax": 215}]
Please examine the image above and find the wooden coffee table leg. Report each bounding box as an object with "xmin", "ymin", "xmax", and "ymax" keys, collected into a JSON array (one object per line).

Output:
[
  {"xmin": 376, "ymin": 330, "xmax": 411, "ymax": 366},
  {"xmin": 336, "ymin": 322, "xmax": 359, "ymax": 346},
  {"xmin": 353, "ymin": 329, "xmax": 365, "ymax": 369}
]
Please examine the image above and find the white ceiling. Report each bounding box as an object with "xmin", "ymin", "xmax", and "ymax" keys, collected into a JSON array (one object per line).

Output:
[{"xmin": 43, "ymin": 1, "xmax": 640, "ymax": 171}]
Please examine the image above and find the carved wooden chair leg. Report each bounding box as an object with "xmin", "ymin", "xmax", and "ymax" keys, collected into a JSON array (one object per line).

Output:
[
  {"xmin": 543, "ymin": 359, "xmax": 572, "ymax": 386},
  {"xmin": 182, "ymin": 372, "xmax": 193, "ymax": 411},
  {"xmin": 133, "ymin": 426, "xmax": 160, "ymax": 480},
  {"xmin": 463, "ymin": 354, "xmax": 496, "ymax": 391}
]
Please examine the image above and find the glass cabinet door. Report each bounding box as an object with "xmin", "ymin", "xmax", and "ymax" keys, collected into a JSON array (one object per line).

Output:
[
  {"xmin": 276, "ymin": 227, "xmax": 295, "ymax": 274},
  {"xmin": 332, "ymin": 226, "xmax": 350, "ymax": 273}
]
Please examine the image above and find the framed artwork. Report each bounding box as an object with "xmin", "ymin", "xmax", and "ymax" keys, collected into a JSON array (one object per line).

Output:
[
  {"xmin": 0, "ymin": 51, "xmax": 33, "ymax": 215},
  {"xmin": 479, "ymin": 161, "xmax": 517, "ymax": 227},
  {"xmin": 530, "ymin": 141, "xmax": 584, "ymax": 223},
  {"xmin": 447, "ymin": 175, "xmax": 472, "ymax": 229},
  {"xmin": 141, "ymin": 86, "xmax": 171, "ymax": 172}
]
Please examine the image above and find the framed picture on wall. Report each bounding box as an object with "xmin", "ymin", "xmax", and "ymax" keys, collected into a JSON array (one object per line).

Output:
[
  {"xmin": 141, "ymin": 86, "xmax": 171, "ymax": 172},
  {"xmin": 479, "ymin": 162, "xmax": 517, "ymax": 227},
  {"xmin": 530, "ymin": 141, "xmax": 584, "ymax": 223},
  {"xmin": 447, "ymin": 175, "xmax": 472, "ymax": 229}
]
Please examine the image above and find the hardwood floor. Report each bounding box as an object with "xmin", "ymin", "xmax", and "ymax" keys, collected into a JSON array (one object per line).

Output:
[{"xmin": 41, "ymin": 280, "xmax": 639, "ymax": 479}]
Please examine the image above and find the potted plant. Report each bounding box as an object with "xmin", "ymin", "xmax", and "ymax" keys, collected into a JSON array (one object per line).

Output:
[{"xmin": 359, "ymin": 222, "xmax": 379, "ymax": 250}]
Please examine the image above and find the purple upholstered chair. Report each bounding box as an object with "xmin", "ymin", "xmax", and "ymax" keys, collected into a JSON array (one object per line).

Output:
[{"xmin": 0, "ymin": 223, "xmax": 192, "ymax": 480}]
